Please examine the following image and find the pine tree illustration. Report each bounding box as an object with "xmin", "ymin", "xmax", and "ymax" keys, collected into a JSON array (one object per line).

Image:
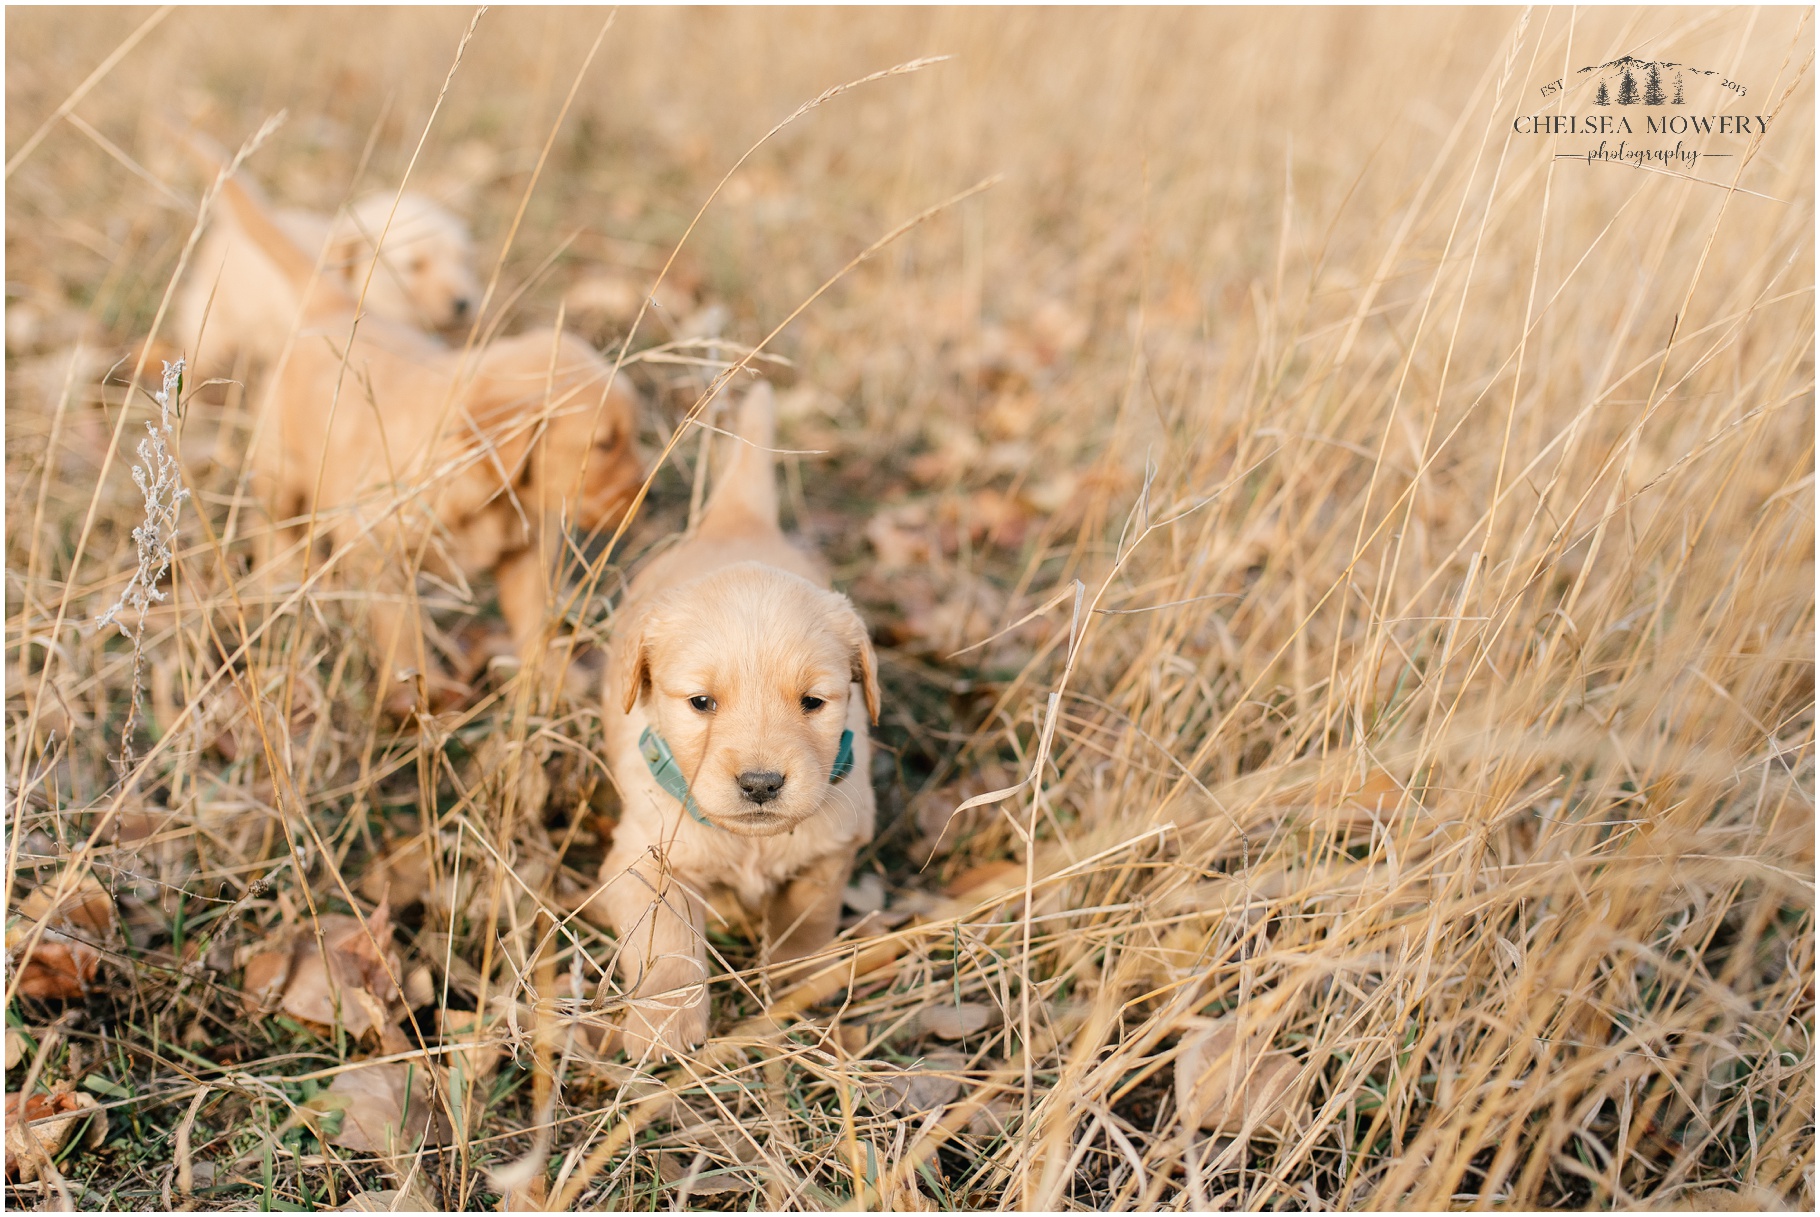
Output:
[
  {"xmin": 1672, "ymin": 73, "xmax": 1685, "ymax": 104},
  {"xmin": 1616, "ymin": 69, "xmax": 1640, "ymax": 104},
  {"xmin": 1595, "ymin": 79, "xmax": 1611, "ymax": 106},
  {"xmin": 1644, "ymin": 65, "xmax": 1666, "ymax": 105}
]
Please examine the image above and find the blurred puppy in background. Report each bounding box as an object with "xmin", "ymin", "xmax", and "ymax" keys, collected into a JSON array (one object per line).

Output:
[
  {"xmin": 585, "ymin": 380, "xmax": 879, "ymax": 1059},
  {"xmin": 209, "ymin": 157, "xmax": 645, "ymax": 711},
  {"xmin": 174, "ymin": 185, "xmax": 481, "ymax": 385}
]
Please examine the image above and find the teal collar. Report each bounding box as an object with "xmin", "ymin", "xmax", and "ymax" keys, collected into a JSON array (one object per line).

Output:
[{"xmin": 639, "ymin": 726, "xmax": 856, "ymax": 829}]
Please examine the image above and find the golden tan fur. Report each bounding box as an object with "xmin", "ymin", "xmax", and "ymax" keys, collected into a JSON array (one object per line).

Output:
[
  {"xmin": 587, "ymin": 381, "xmax": 879, "ymax": 1059},
  {"xmin": 213, "ymin": 164, "xmax": 644, "ymax": 702},
  {"xmin": 175, "ymin": 188, "xmax": 480, "ymax": 383}
]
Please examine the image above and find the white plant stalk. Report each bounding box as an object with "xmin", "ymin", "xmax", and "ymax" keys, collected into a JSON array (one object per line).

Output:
[{"xmin": 97, "ymin": 359, "xmax": 189, "ymax": 776}]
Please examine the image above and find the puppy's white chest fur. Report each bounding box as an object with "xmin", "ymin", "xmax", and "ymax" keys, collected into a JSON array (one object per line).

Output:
[{"xmin": 720, "ymin": 830, "xmax": 830, "ymax": 912}]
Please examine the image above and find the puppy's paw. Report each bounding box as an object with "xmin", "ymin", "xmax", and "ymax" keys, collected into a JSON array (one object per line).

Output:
[{"xmin": 621, "ymin": 999, "xmax": 708, "ymax": 1062}]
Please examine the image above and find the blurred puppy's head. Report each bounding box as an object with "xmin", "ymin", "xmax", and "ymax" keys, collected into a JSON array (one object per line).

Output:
[
  {"xmin": 541, "ymin": 359, "xmax": 646, "ymax": 538},
  {"xmin": 619, "ymin": 564, "xmax": 880, "ymax": 836},
  {"xmin": 331, "ymin": 192, "xmax": 481, "ymax": 331},
  {"xmin": 470, "ymin": 332, "xmax": 647, "ymax": 535}
]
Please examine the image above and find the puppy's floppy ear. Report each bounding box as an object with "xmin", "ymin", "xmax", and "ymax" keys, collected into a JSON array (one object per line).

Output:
[
  {"xmin": 827, "ymin": 593, "xmax": 880, "ymax": 725},
  {"xmin": 617, "ymin": 608, "xmax": 654, "ymax": 715}
]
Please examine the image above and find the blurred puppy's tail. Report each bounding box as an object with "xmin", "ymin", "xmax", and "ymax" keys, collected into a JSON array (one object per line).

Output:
[
  {"xmin": 165, "ymin": 116, "xmax": 352, "ymax": 320},
  {"xmin": 698, "ymin": 380, "xmax": 780, "ymax": 539}
]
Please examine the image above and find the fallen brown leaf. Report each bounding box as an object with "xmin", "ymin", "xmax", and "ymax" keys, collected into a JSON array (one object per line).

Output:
[
  {"xmin": 981, "ymin": 391, "xmax": 1040, "ymax": 442},
  {"xmin": 866, "ymin": 503, "xmax": 935, "ymax": 572},
  {"xmin": 1025, "ymin": 298, "xmax": 1090, "ymax": 364},
  {"xmin": 336, "ymin": 1182, "xmax": 439, "ymax": 1212},
  {"xmin": 5, "ymin": 1084, "xmax": 106, "ymax": 1182},
  {"xmin": 917, "ymin": 1001, "xmax": 997, "ymax": 1041},
  {"xmin": 311, "ymin": 1060, "xmax": 448, "ymax": 1157},
  {"xmin": 241, "ymin": 906, "xmax": 409, "ymax": 1048},
  {"xmin": 897, "ymin": 573, "xmax": 1009, "ymax": 658},
  {"xmin": 440, "ymin": 1009, "xmax": 505, "ymax": 1087},
  {"xmin": 403, "ymin": 965, "xmax": 435, "ymax": 1010},
  {"xmin": 656, "ymin": 1149, "xmax": 754, "ymax": 1196},
  {"xmin": 356, "ymin": 835, "xmax": 434, "ymax": 909},
  {"xmin": 464, "ymin": 734, "xmax": 551, "ymax": 822},
  {"xmin": 1022, "ymin": 469, "xmax": 1079, "ymax": 516},
  {"xmin": 239, "ymin": 945, "xmax": 293, "ymax": 1012},
  {"xmin": 912, "ymin": 765, "xmax": 1019, "ymax": 861},
  {"xmin": 7, "ymin": 874, "xmax": 118, "ymax": 999},
  {"xmin": 193, "ymin": 685, "xmax": 253, "ymax": 761},
  {"xmin": 965, "ymin": 1097, "xmax": 1020, "ymax": 1138},
  {"xmin": 963, "ymin": 487, "xmax": 1035, "ymax": 549},
  {"xmin": 1174, "ymin": 1017, "xmax": 1304, "ymax": 1136},
  {"xmin": 875, "ymin": 1050, "xmax": 967, "ymax": 1113},
  {"xmin": 360, "ymin": 832, "xmax": 529, "ymax": 930}
]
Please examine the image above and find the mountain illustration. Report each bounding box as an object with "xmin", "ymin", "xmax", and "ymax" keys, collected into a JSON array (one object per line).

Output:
[{"xmin": 1576, "ymin": 55, "xmax": 1718, "ymax": 78}]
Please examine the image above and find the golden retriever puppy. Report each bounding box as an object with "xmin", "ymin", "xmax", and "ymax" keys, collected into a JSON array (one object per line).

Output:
[
  {"xmin": 212, "ymin": 163, "xmax": 644, "ymax": 702},
  {"xmin": 588, "ymin": 380, "xmax": 879, "ymax": 1059},
  {"xmin": 175, "ymin": 185, "xmax": 480, "ymax": 383}
]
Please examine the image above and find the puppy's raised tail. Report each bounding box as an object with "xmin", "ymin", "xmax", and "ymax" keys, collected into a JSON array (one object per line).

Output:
[
  {"xmin": 697, "ymin": 380, "xmax": 781, "ymax": 539},
  {"xmin": 174, "ymin": 124, "xmax": 352, "ymax": 322}
]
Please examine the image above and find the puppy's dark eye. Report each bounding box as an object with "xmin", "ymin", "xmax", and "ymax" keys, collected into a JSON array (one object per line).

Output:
[
  {"xmin": 799, "ymin": 695, "xmax": 825, "ymax": 713},
  {"xmin": 689, "ymin": 695, "xmax": 716, "ymax": 713}
]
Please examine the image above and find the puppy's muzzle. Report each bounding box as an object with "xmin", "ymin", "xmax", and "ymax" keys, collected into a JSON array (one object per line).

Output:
[{"xmin": 736, "ymin": 770, "xmax": 786, "ymax": 805}]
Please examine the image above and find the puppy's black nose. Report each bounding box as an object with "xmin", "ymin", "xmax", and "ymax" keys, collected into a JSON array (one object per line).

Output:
[
  {"xmin": 451, "ymin": 296, "xmax": 471, "ymax": 318},
  {"xmin": 736, "ymin": 770, "xmax": 785, "ymax": 805}
]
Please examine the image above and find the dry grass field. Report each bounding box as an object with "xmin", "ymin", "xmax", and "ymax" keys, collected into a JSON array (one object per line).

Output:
[{"xmin": 5, "ymin": 6, "xmax": 1814, "ymax": 1210}]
